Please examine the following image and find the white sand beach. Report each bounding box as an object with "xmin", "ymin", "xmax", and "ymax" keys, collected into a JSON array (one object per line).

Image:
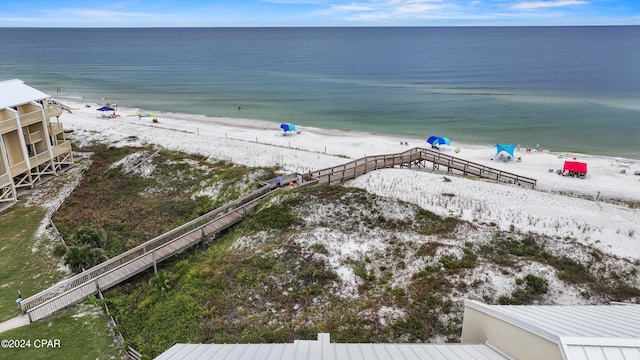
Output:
[{"xmin": 60, "ymin": 101, "xmax": 640, "ymax": 262}]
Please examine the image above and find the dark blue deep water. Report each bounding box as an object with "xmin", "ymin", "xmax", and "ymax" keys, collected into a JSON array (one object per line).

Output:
[{"xmin": 1, "ymin": 27, "xmax": 638, "ymax": 158}]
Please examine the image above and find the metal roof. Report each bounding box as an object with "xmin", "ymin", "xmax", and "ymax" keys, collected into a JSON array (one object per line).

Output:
[
  {"xmin": 465, "ymin": 300, "xmax": 640, "ymax": 342},
  {"xmin": 154, "ymin": 333, "xmax": 513, "ymax": 360},
  {"xmin": 0, "ymin": 79, "xmax": 50, "ymax": 109},
  {"xmin": 560, "ymin": 337, "xmax": 640, "ymax": 360},
  {"xmin": 465, "ymin": 300, "xmax": 640, "ymax": 360}
]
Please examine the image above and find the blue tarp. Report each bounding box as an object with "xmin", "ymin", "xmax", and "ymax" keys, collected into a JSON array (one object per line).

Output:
[
  {"xmin": 426, "ymin": 136, "xmax": 451, "ymax": 146},
  {"xmin": 280, "ymin": 123, "xmax": 297, "ymax": 132},
  {"xmin": 495, "ymin": 144, "xmax": 515, "ymax": 158}
]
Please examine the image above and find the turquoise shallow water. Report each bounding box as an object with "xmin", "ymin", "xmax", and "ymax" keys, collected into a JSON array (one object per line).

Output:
[{"xmin": 1, "ymin": 27, "xmax": 638, "ymax": 159}]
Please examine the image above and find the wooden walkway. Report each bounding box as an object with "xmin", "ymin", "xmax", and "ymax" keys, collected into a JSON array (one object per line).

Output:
[
  {"xmin": 21, "ymin": 147, "xmax": 535, "ymax": 322},
  {"xmin": 310, "ymin": 147, "xmax": 537, "ymax": 188},
  {"xmin": 21, "ymin": 184, "xmax": 276, "ymax": 322}
]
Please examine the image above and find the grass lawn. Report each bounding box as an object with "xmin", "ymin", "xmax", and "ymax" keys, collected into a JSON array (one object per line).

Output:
[
  {"xmin": 0, "ymin": 205, "xmax": 122, "ymax": 359},
  {"xmin": 0, "ymin": 304, "xmax": 121, "ymax": 359},
  {"xmin": 0, "ymin": 205, "xmax": 68, "ymax": 322}
]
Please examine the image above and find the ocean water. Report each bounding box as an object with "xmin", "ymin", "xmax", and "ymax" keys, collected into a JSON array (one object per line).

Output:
[{"xmin": 0, "ymin": 27, "xmax": 638, "ymax": 158}]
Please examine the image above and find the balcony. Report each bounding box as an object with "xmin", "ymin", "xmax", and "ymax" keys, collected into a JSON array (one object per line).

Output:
[
  {"xmin": 18, "ymin": 110, "xmax": 44, "ymax": 126},
  {"xmin": 45, "ymin": 105, "xmax": 63, "ymax": 119},
  {"xmin": 24, "ymin": 130, "xmax": 43, "ymax": 145},
  {"xmin": 48, "ymin": 123, "xmax": 64, "ymax": 135},
  {"xmin": 52, "ymin": 141, "xmax": 71, "ymax": 157},
  {"xmin": 0, "ymin": 117, "xmax": 18, "ymax": 133},
  {"xmin": 29, "ymin": 151, "xmax": 51, "ymax": 168},
  {"xmin": 10, "ymin": 160, "xmax": 28, "ymax": 175}
]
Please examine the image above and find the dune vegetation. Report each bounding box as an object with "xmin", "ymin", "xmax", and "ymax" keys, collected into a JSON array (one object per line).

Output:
[{"xmin": 35, "ymin": 145, "xmax": 640, "ymax": 358}]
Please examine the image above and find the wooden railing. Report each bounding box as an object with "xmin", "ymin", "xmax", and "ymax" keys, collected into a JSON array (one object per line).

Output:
[
  {"xmin": 1, "ymin": 105, "xmax": 61, "ymax": 133},
  {"xmin": 44, "ymin": 105, "xmax": 63, "ymax": 119},
  {"xmin": 29, "ymin": 151, "xmax": 51, "ymax": 167},
  {"xmin": 0, "ymin": 117, "xmax": 18, "ymax": 133},
  {"xmin": 17, "ymin": 109, "xmax": 43, "ymax": 126},
  {"xmin": 417, "ymin": 148, "xmax": 537, "ymax": 187},
  {"xmin": 22, "ymin": 147, "xmax": 536, "ymax": 321},
  {"xmin": 9, "ymin": 160, "xmax": 28, "ymax": 175},
  {"xmin": 22, "ymin": 183, "xmax": 277, "ymax": 321},
  {"xmin": 49, "ymin": 122, "xmax": 64, "ymax": 135},
  {"xmin": 52, "ymin": 141, "xmax": 72, "ymax": 157},
  {"xmin": 312, "ymin": 147, "xmax": 536, "ymax": 188}
]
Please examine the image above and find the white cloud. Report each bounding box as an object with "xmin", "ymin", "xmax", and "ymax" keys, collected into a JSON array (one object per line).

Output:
[
  {"xmin": 394, "ymin": 3, "xmax": 444, "ymax": 15},
  {"xmin": 322, "ymin": 0, "xmax": 450, "ymax": 20},
  {"xmin": 511, "ymin": 0, "xmax": 588, "ymax": 10}
]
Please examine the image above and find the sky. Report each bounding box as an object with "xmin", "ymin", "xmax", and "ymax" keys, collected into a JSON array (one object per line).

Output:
[{"xmin": 1, "ymin": 0, "xmax": 639, "ymax": 27}]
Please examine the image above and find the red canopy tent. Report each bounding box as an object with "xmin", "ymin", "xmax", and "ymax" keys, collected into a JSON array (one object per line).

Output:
[{"xmin": 563, "ymin": 160, "xmax": 587, "ymax": 177}]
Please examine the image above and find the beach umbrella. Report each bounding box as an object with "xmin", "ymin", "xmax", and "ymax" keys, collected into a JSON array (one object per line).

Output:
[
  {"xmin": 96, "ymin": 106, "xmax": 114, "ymax": 112},
  {"xmin": 426, "ymin": 136, "xmax": 450, "ymax": 146},
  {"xmin": 280, "ymin": 123, "xmax": 296, "ymax": 132}
]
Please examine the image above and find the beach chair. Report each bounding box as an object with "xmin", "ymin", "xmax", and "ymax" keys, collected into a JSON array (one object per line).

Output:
[{"xmin": 615, "ymin": 159, "xmax": 635, "ymax": 168}]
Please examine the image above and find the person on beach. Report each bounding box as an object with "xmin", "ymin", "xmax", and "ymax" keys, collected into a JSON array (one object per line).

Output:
[{"xmin": 308, "ymin": 170, "xmax": 312, "ymax": 181}]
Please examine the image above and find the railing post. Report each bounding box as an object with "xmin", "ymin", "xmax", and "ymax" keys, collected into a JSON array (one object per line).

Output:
[
  {"xmin": 152, "ymin": 251, "xmax": 157, "ymax": 275},
  {"xmin": 200, "ymin": 227, "xmax": 207, "ymax": 248}
]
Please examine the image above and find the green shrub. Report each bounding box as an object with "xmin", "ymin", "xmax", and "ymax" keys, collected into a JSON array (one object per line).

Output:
[
  {"xmin": 192, "ymin": 195, "xmax": 214, "ymax": 216},
  {"xmin": 149, "ymin": 271, "xmax": 172, "ymax": 292},
  {"xmin": 74, "ymin": 227, "xmax": 106, "ymax": 248},
  {"xmin": 52, "ymin": 244, "xmax": 67, "ymax": 257},
  {"xmin": 64, "ymin": 245, "xmax": 106, "ymax": 273}
]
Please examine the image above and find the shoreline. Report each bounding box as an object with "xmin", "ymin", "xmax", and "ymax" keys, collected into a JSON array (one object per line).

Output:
[
  {"xmin": 58, "ymin": 95, "xmax": 640, "ymax": 161},
  {"xmin": 60, "ymin": 99, "xmax": 640, "ymax": 202}
]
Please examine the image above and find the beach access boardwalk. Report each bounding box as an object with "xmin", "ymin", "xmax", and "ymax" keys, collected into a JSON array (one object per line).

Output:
[
  {"xmin": 311, "ymin": 147, "xmax": 537, "ymax": 188},
  {"xmin": 20, "ymin": 146, "xmax": 535, "ymax": 322},
  {"xmin": 20, "ymin": 183, "xmax": 279, "ymax": 322}
]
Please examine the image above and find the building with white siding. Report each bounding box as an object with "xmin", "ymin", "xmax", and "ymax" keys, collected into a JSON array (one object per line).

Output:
[{"xmin": 0, "ymin": 79, "xmax": 73, "ymax": 206}]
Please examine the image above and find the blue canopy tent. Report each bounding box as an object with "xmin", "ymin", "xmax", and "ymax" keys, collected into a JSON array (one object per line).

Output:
[
  {"xmin": 426, "ymin": 136, "xmax": 450, "ymax": 148},
  {"xmin": 280, "ymin": 123, "xmax": 298, "ymax": 135},
  {"xmin": 495, "ymin": 144, "xmax": 515, "ymax": 158},
  {"xmin": 96, "ymin": 106, "xmax": 116, "ymax": 118}
]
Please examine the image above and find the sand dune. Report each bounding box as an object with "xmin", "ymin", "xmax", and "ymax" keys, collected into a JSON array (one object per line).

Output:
[{"xmin": 61, "ymin": 101, "xmax": 640, "ymax": 262}]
